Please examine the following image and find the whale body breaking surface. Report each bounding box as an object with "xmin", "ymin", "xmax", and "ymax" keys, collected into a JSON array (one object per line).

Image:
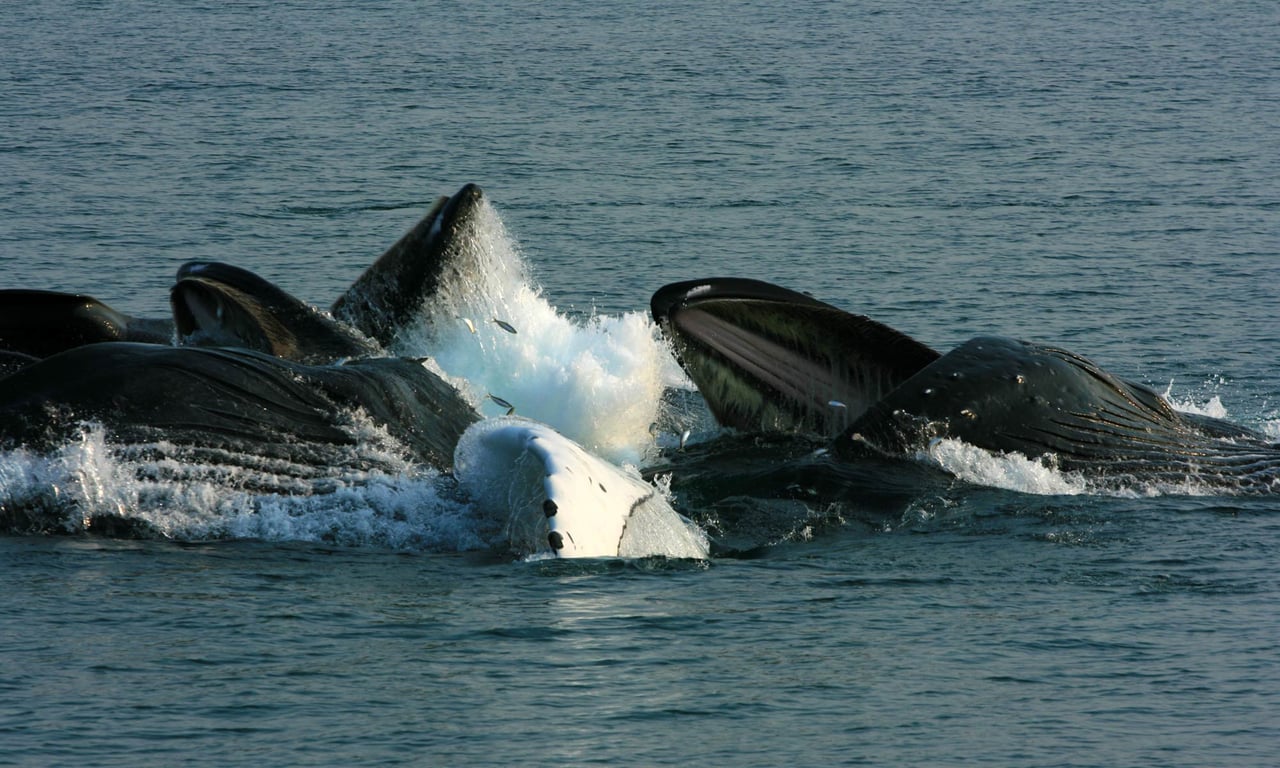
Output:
[
  {"xmin": 1, "ymin": 184, "xmax": 1275, "ymax": 560},
  {"xmin": 0, "ymin": 185, "xmax": 705, "ymax": 559}
]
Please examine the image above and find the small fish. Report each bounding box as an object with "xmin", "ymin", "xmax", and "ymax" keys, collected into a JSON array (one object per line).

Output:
[
  {"xmin": 487, "ymin": 393, "xmax": 516, "ymax": 415},
  {"xmin": 679, "ymin": 429, "xmax": 691, "ymax": 450},
  {"xmin": 492, "ymin": 318, "xmax": 517, "ymax": 334},
  {"xmin": 461, "ymin": 317, "xmax": 477, "ymax": 334},
  {"xmin": 828, "ymin": 400, "xmax": 847, "ymax": 409}
]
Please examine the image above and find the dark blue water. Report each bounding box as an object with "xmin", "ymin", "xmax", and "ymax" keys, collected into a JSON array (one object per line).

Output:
[{"xmin": 2, "ymin": 1, "xmax": 1278, "ymax": 765}]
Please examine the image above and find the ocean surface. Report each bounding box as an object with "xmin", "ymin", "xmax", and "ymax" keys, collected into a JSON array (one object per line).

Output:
[{"xmin": 2, "ymin": 1, "xmax": 1278, "ymax": 765}]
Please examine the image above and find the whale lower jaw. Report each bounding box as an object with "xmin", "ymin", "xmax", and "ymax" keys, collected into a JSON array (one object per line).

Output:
[
  {"xmin": 455, "ymin": 417, "xmax": 709, "ymax": 559},
  {"xmin": 0, "ymin": 343, "xmax": 478, "ymax": 469}
]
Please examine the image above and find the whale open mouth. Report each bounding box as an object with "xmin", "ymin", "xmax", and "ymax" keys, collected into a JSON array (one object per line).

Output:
[
  {"xmin": 170, "ymin": 261, "xmax": 380, "ymax": 364},
  {"xmin": 652, "ymin": 278, "xmax": 939, "ymax": 438},
  {"xmin": 653, "ymin": 278, "xmax": 1280, "ymax": 491},
  {"xmin": 171, "ymin": 266, "xmax": 272, "ymax": 350}
]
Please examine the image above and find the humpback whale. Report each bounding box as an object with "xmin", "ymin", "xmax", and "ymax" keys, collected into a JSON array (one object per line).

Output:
[
  {"xmin": 0, "ymin": 290, "xmax": 174, "ymax": 360},
  {"xmin": 652, "ymin": 278, "xmax": 1279, "ymax": 492},
  {"xmin": 171, "ymin": 261, "xmax": 380, "ymax": 363},
  {"xmin": 0, "ymin": 184, "xmax": 705, "ymax": 558},
  {"xmin": 0, "ymin": 183, "xmax": 488, "ymax": 481}
]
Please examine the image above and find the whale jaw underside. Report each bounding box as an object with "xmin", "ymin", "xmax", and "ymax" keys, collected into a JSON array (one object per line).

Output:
[
  {"xmin": 0, "ymin": 342, "xmax": 479, "ymax": 479},
  {"xmin": 653, "ymin": 279, "xmax": 1279, "ymax": 491}
]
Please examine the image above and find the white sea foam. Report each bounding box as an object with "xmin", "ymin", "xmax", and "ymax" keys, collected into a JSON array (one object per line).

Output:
[
  {"xmin": 1161, "ymin": 380, "xmax": 1230, "ymax": 419},
  {"xmin": 387, "ymin": 198, "xmax": 673, "ymax": 466},
  {"xmin": 921, "ymin": 438, "xmax": 1090, "ymax": 496}
]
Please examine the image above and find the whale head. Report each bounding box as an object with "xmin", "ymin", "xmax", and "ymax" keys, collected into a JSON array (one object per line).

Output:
[
  {"xmin": 171, "ymin": 261, "xmax": 379, "ymax": 363},
  {"xmin": 330, "ymin": 183, "xmax": 488, "ymax": 347}
]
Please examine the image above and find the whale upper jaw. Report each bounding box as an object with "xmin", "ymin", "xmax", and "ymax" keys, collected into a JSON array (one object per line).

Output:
[
  {"xmin": 653, "ymin": 278, "xmax": 1280, "ymax": 491},
  {"xmin": 0, "ymin": 290, "xmax": 174, "ymax": 361},
  {"xmin": 651, "ymin": 278, "xmax": 938, "ymax": 438},
  {"xmin": 330, "ymin": 183, "xmax": 487, "ymax": 348}
]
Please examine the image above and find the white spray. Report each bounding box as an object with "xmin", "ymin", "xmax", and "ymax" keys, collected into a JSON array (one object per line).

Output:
[{"xmin": 386, "ymin": 198, "xmax": 674, "ymax": 466}]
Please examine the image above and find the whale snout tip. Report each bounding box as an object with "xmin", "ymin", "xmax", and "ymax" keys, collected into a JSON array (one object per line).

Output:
[
  {"xmin": 455, "ymin": 182, "xmax": 484, "ymax": 200},
  {"xmin": 450, "ymin": 183, "xmax": 485, "ymax": 211},
  {"xmin": 438, "ymin": 183, "xmax": 487, "ymax": 231}
]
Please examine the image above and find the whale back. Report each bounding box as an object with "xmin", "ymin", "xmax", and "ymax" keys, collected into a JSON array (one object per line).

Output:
[{"xmin": 841, "ymin": 336, "xmax": 1276, "ymax": 482}]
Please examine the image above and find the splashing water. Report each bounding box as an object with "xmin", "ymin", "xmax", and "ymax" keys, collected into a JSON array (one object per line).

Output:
[
  {"xmin": 1163, "ymin": 380, "xmax": 1280, "ymax": 443},
  {"xmin": 0, "ymin": 424, "xmax": 495, "ymax": 551},
  {"xmin": 922, "ymin": 438, "xmax": 1090, "ymax": 496},
  {"xmin": 388, "ymin": 198, "xmax": 674, "ymax": 466},
  {"xmin": 1161, "ymin": 380, "xmax": 1231, "ymax": 419}
]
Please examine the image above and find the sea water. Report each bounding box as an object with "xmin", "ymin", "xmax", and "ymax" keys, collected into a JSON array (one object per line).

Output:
[{"xmin": 2, "ymin": 1, "xmax": 1278, "ymax": 765}]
